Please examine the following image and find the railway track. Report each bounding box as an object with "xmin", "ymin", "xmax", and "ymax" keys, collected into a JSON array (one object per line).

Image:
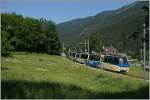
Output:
[
  {"xmin": 101, "ymin": 68, "xmax": 146, "ymax": 80},
  {"xmin": 92, "ymin": 65, "xmax": 146, "ymax": 80},
  {"xmin": 123, "ymin": 73, "xmax": 144, "ymax": 79},
  {"xmin": 67, "ymin": 57, "xmax": 148, "ymax": 80},
  {"xmin": 101, "ymin": 63, "xmax": 147, "ymax": 80}
]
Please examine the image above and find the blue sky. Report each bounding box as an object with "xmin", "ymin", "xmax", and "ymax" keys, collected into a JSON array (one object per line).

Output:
[{"xmin": 1, "ymin": 0, "xmax": 136, "ymax": 24}]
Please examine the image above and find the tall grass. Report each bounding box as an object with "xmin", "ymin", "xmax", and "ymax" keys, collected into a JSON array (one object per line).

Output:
[
  {"xmin": 2, "ymin": 80, "xmax": 149, "ymax": 99},
  {"xmin": 1, "ymin": 52, "xmax": 149, "ymax": 99}
]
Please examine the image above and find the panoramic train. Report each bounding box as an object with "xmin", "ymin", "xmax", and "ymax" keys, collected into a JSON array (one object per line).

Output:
[
  {"xmin": 102, "ymin": 53, "xmax": 129, "ymax": 72},
  {"xmin": 68, "ymin": 52, "xmax": 101, "ymax": 67},
  {"xmin": 75, "ymin": 52, "xmax": 89, "ymax": 64},
  {"xmin": 86, "ymin": 54, "xmax": 101, "ymax": 67},
  {"xmin": 69, "ymin": 52, "xmax": 77, "ymax": 61}
]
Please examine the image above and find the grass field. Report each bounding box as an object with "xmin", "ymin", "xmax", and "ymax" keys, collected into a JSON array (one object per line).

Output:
[
  {"xmin": 128, "ymin": 66, "xmax": 149, "ymax": 79},
  {"xmin": 129, "ymin": 66, "xmax": 144, "ymax": 76},
  {"xmin": 1, "ymin": 52, "xmax": 149, "ymax": 99}
]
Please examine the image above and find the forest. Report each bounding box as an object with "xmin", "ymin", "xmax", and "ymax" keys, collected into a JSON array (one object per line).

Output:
[
  {"xmin": 1, "ymin": 1, "xmax": 149, "ymax": 99},
  {"xmin": 1, "ymin": 13, "xmax": 61, "ymax": 56},
  {"xmin": 58, "ymin": 1, "xmax": 149, "ymax": 60},
  {"xmin": 1, "ymin": 2, "xmax": 149, "ymax": 60}
]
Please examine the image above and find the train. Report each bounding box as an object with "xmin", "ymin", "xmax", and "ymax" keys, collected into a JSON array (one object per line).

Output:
[
  {"xmin": 86, "ymin": 54, "xmax": 101, "ymax": 67},
  {"xmin": 67, "ymin": 52, "xmax": 129, "ymax": 73},
  {"xmin": 102, "ymin": 53, "xmax": 129, "ymax": 73},
  {"xmin": 68, "ymin": 52, "xmax": 101, "ymax": 68}
]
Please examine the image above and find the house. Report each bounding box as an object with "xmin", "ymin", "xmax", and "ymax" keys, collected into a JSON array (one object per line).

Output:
[{"xmin": 103, "ymin": 45, "xmax": 118, "ymax": 54}]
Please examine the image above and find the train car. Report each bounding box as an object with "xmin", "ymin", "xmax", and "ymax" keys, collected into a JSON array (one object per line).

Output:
[
  {"xmin": 102, "ymin": 53, "xmax": 129, "ymax": 73},
  {"xmin": 86, "ymin": 54, "xmax": 101, "ymax": 68},
  {"xmin": 75, "ymin": 52, "xmax": 89, "ymax": 64},
  {"xmin": 69, "ymin": 52, "xmax": 77, "ymax": 61},
  {"xmin": 68, "ymin": 52, "xmax": 101, "ymax": 68}
]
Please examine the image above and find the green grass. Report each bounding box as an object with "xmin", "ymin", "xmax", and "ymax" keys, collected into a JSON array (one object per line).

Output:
[
  {"xmin": 128, "ymin": 66, "xmax": 149, "ymax": 79},
  {"xmin": 1, "ymin": 52, "xmax": 149, "ymax": 99},
  {"xmin": 129, "ymin": 66, "xmax": 144, "ymax": 76}
]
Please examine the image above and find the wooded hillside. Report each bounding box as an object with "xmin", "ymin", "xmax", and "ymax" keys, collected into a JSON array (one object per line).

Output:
[
  {"xmin": 57, "ymin": 1, "xmax": 149, "ymax": 59},
  {"xmin": 2, "ymin": 13, "xmax": 61, "ymax": 56}
]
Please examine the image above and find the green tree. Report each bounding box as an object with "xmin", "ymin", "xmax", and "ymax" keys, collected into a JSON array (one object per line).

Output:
[
  {"xmin": 1, "ymin": 13, "xmax": 61, "ymax": 55},
  {"xmin": 142, "ymin": 5, "xmax": 149, "ymax": 50},
  {"xmin": 89, "ymin": 33, "xmax": 103, "ymax": 53},
  {"xmin": 1, "ymin": 31, "xmax": 11, "ymax": 56}
]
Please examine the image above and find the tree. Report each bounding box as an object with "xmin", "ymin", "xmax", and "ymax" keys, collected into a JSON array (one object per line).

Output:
[
  {"xmin": 1, "ymin": 31, "xmax": 11, "ymax": 56},
  {"xmin": 40, "ymin": 19, "xmax": 61, "ymax": 55},
  {"xmin": 127, "ymin": 5, "xmax": 149, "ymax": 59},
  {"xmin": 89, "ymin": 33, "xmax": 103, "ymax": 53},
  {"xmin": 1, "ymin": 13, "xmax": 61, "ymax": 55},
  {"xmin": 142, "ymin": 5, "xmax": 149, "ymax": 50}
]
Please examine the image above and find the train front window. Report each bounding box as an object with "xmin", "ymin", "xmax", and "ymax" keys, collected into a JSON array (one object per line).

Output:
[
  {"xmin": 81, "ymin": 54, "xmax": 88, "ymax": 59},
  {"xmin": 119, "ymin": 57, "xmax": 128, "ymax": 65},
  {"xmin": 89, "ymin": 55, "xmax": 100, "ymax": 61},
  {"xmin": 72, "ymin": 53, "xmax": 76, "ymax": 57},
  {"xmin": 76, "ymin": 53, "xmax": 80, "ymax": 58},
  {"xmin": 123, "ymin": 57, "xmax": 128, "ymax": 64},
  {"xmin": 119, "ymin": 58, "xmax": 123, "ymax": 65}
]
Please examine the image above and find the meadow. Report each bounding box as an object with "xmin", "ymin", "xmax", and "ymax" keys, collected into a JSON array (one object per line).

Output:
[{"xmin": 1, "ymin": 52, "xmax": 149, "ymax": 99}]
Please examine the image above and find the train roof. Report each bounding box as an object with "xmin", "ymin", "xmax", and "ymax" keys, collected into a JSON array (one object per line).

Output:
[
  {"xmin": 103, "ymin": 53, "xmax": 127, "ymax": 57},
  {"xmin": 70, "ymin": 52, "xmax": 76, "ymax": 53},
  {"xmin": 70, "ymin": 52, "xmax": 100, "ymax": 56},
  {"xmin": 89, "ymin": 53, "xmax": 100, "ymax": 56},
  {"xmin": 79, "ymin": 52, "xmax": 89, "ymax": 54}
]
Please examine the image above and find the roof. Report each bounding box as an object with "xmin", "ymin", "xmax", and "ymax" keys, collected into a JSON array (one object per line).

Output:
[
  {"xmin": 104, "ymin": 47, "xmax": 118, "ymax": 53},
  {"xmin": 102, "ymin": 53, "xmax": 127, "ymax": 57}
]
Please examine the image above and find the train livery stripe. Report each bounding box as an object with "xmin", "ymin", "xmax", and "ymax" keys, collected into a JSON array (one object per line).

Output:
[{"xmin": 103, "ymin": 63, "xmax": 120, "ymax": 71}]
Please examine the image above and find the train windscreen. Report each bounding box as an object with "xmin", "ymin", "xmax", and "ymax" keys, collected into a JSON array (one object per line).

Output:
[
  {"xmin": 76, "ymin": 53, "xmax": 80, "ymax": 58},
  {"xmin": 71, "ymin": 53, "xmax": 76, "ymax": 57},
  {"xmin": 118, "ymin": 57, "xmax": 128, "ymax": 65},
  {"xmin": 81, "ymin": 54, "xmax": 88, "ymax": 59},
  {"xmin": 89, "ymin": 55, "xmax": 100, "ymax": 61},
  {"xmin": 123, "ymin": 57, "xmax": 128, "ymax": 64}
]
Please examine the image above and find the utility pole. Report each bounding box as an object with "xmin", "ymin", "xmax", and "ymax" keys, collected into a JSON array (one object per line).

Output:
[
  {"xmin": 140, "ymin": 48, "xmax": 143, "ymax": 61},
  {"xmin": 143, "ymin": 23, "xmax": 146, "ymax": 80},
  {"xmin": 87, "ymin": 39, "xmax": 90, "ymax": 59},
  {"xmin": 77, "ymin": 40, "xmax": 89, "ymax": 53},
  {"xmin": 88, "ymin": 39, "xmax": 89, "ymax": 54},
  {"xmin": 79, "ymin": 41, "xmax": 88, "ymax": 52},
  {"xmin": 65, "ymin": 42, "xmax": 71, "ymax": 57},
  {"xmin": 61, "ymin": 42, "xmax": 67, "ymax": 57},
  {"xmin": 62, "ymin": 43, "xmax": 64, "ymax": 53},
  {"xmin": 85, "ymin": 40, "xmax": 86, "ymax": 52}
]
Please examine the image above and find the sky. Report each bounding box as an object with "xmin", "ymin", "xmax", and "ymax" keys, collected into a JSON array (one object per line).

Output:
[{"xmin": 1, "ymin": 0, "xmax": 136, "ymax": 24}]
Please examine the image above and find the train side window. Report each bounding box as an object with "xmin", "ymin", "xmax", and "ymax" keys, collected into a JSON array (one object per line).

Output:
[
  {"xmin": 114, "ymin": 57, "xmax": 119, "ymax": 65},
  {"xmin": 106, "ymin": 56, "xmax": 109, "ymax": 63},
  {"xmin": 107, "ymin": 56, "xmax": 111, "ymax": 63},
  {"xmin": 110, "ymin": 56, "xmax": 113, "ymax": 64},
  {"xmin": 116, "ymin": 58, "xmax": 119, "ymax": 65},
  {"xmin": 113, "ymin": 57, "xmax": 116, "ymax": 64},
  {"xmin": 106, "ymin": 57, "xmax": 108, "ymax": 62},
  {"xmin": 103, "ymin": 56, "xmax": 107, "ymax": 62}
]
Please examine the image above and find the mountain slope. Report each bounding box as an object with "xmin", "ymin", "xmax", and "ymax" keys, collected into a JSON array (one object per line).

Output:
[{"xmin": 57, "ymin": 1, "xmax": 149, "ymax": 56}]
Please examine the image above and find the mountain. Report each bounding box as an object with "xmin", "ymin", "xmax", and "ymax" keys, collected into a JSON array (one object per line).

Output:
[{"xmin": 57, "ymin": 1, "xmax": 149, "ymax": 58}]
